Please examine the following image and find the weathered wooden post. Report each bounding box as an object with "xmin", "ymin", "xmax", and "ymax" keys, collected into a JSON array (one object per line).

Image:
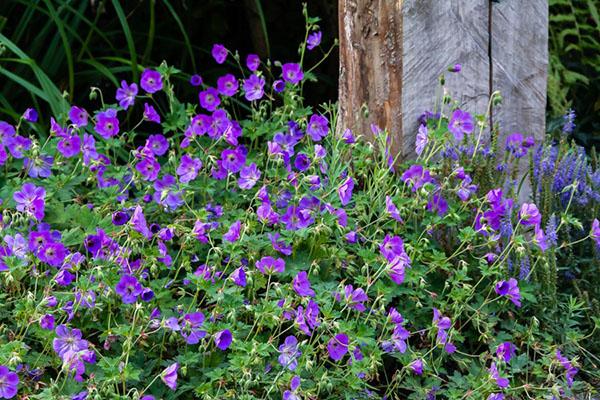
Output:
[{"xmin": 338, "ymin": 0, "xmax": 548, "ymax": 159}]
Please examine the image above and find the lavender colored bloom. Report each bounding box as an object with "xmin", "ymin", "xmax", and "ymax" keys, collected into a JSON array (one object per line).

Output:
[
  {"xmin": 199, "ymin": 87, "xmax": 221, "ymax": 112},
  {"xmin": 534, "ymin": 225, "xmax": 549, "ymax": 252},
  {"xmin": 337, "ymin": 176, "xmax": 354, "ymax": 206},
  {"xmin": 496, "ymin": 342, "xmax": 516, "ymax": 363},
  {"xmin": 283, "ymin": 375, "xmax": 301, "ymax": 400},
  {"xmin": 427, "ymin": 192, "xmax": 448, "ymax": 216},
  {"xmin": 246, "ymin": 54, "xmax": 260, "ymax": 71},
  {"xmin": 388, "ymin": 252, "xmax": 411, "ymax": 285},
  {"xmin": 306, "ymin": 114, "xmax": 329, "ymax": 141},
  {"xmin": 161, "ymin": 362, "xmax": 179, "ymax": 390},
  {"xmin": 190, "ymin": 74, "xmax": 203, "ymax": 86},
  {"xmin": 136, "ymin": 156, "xmax": 160, "ymax": 181},
  {"xmin": 556, "ymin": 349, "xmax": 578, "ymax": 387},
  {"xmin": 518, "ymin": 203, "xmax": 541, "ymax": 227},
  {"xmin": 115, "ymin": 274, "xmax": 142, "ymax": 304},
  {"xmin": 143, "ymin": 103, "xmax": 161, "ymax": 123},
  {"xmin": 217, "ymin": 73, "xmax": 238, "ymax": 97},
  {"xmin": 130, "ymin": 205, "xmax": 152, "ymax": 239},
  {"xmin": 181, "ymin": 312, "xmax": 207, "ymax": 344},
  {"xmin": 221, "ymin": 148, "xmax": 246, "ymax": 173},
  {"xmin": 433, "ymin": 308, "xmax": 456, "ymax": 353},
  {"xmin": 293, "ymin": 271, "xmax": 315, "ymax": 297},
  {"xmin": 223, "ymin": 220, "xmax": 241, "ymax": 242},
  {"xmin": 448, "ymin": 109, "xmax": 474, "ymax": 141},
  {"xmin": 343, "ymin": 284, "xmax": 368, "ymax": 312},
  {"xmin": 0, "ymin": 366, "xmax": 19, "ymax": 399},
  {"xmin": 273, "ymin": 79, "xmax": 285, "ymax": 93},
  {"xmin": 177, "ymin": 154, "xmax": 202, "ymax": 183},
  {"xmin": 6, "ymin": 136, "xmax": 31, "ymax": 159},
  {"xmin": 115, "ymin": 80, "xmax": 138, "ymax": 109},
  {"xmin": 95, "ymin": 109, "xmax": 119, "ymax": 139},
  {"xmin": 214, "ymin": 329, "xmax": 232, "ymax": 350},
  {"xmin": 416, "ymin": 124, "xmax": 429, "ymax": 155},
  {"xmin": 38, "ymin": 242, "xmax": 66, "ymax": 267},
  {"xmin": 591, "ymin": 219, "xmax": 600, "ymax": 248},
  {"xmin": 410, "ymin": 359, "xmax": 423, "ymax": 375},
  {"xmin": 448, "ymin": 63, "xmax": 462, "ymax": 72},
  {"xmin": 278, "ymin": 336, "xmax": 301, "ymax": 370},
  {"xmin": 112, "ymin": 211, "xmax": 129, "ymax": 226},
  {"xmin": 229, "ymin": 266, "xmax": 246, "ymax": 287},
  {"xmin": 341, "ymin": 128, "xmax": 355, "ymax": 144},
  {"xmin": 140, "ymin": 69, "xmax": 163, "ymax": 93},
  {"xmin": 14, "ymin": 183, "xmax": 46, "ymax": 220},
  {"xmin": 238, "ymin": 163, "xmax": 261, "ymax": 189},
  {"xmin": 327, "ymin": 333, "xmax": 349, "ymax": 361},
  {"xmin": 147, "ymin": 134, "xmax": 169, "ymax": 156},
  {"xmin": 488, "ymin": 394, "xmax": 504, "ymax": 400},
  {"xmin": 385, "ymin": 196, "xmax": 403, "ymax": 222},
  {"xmin": 495, "ymin": 278, "xmax": 521, "ymax": 307},
  {"xmin": 57, "ymin": 135, "xmax": 81, "ymax": 158},
  {"xmin": 153, "ymin": 175, "xmax": 184, "ymax": 210},
  {"xmin": 562, "ymin": 108, "xmax": 576, "ymax": 135},
  {"xmin": 256, "ymin": 256, "xmax": 285, "ymax": 274},
  {"xmin": 402, "ymin": 165, "xmax": 434, "ymax": 191},
  {"xmin": 69, "ymin": 106, "xmax": 88, "ymax": 127},
  {"xmin": 211, "ymin": 44, "xmax": 228, "ymax": 64},
  {"xmin": 243, "ymin": 74, "xmax": 265, "ymax": 101},
  {"xmin": 307, "ymin": 31, "xmax": 322, "ymax": 50},
  {"xmin": 40, "ymin": 314, "xmax": 55, "ymax": 330},
  {"xmin": 72, "ymin": 391, "xmax": 88, "ymax": 400},
  {"xmin": 294, "ymin": 153, "xmax": 310, "ymax": 171},
  {"xmin": 23, "ymin": 107, "xmax": 38, "ymax": 122},
  {"xmin": 489, "ymin": 362, "xmax": 509, "ymax": 388},
  {"xmin": 379, "ymin": 234, "xmax": 408, "ymax": 263},
  {"xmin": 0, "ymin": 121, "xmax": 15, "ymax": 144},
  {"xmin": 281, "ymin": 63, "xmax": 303, "ymax": 85},
  {"xmin": 268, "ymin": 232, "xmax": 292, "ymax": 255},
  {"xmin": 53, "ymin": 325, "xmax": 89, "ymax": 358}
]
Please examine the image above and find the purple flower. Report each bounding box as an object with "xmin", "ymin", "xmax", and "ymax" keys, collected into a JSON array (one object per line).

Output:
[
  {"xmin": 95, "ymin": 109, "xmax": 119, "ymax": 139},
  {"xmin": 338, "ymin": 176, "xmax": 354, "ymax": 206},
  {"xmin": 433, "ymin": 308, "xmax": 456, "ymax": 353},
  {"xmin": 489, "ymin": 362, "xmax": 509, "ymax": 388},
  {"xmin": 181, "ymin": 312, "xmax": 206, "ymax": 344},
  {"xmin": 307, "ymin": 31, "xmax": 322, "ymax": 50},
  {"xmin": 153, "ymin": 175, "xmax": 183, "ymax": 210},
  {"xmin": 57, "ymin": 135, "xmax": 81, "ymax": 158},
  {"xmin": 278, "ymin": 336, "xmax": 301, "ymax": 370},
  {"xmin": 217, "ymin": 73, "xmax": 238, "ymax": 97},
  {"xmin": 496, "ymin": 342, "xmax": 516, "ymax": 363},
  {"xmin": 388, "ymin": 252, "xmax": 411, "ymax": 285},
  {"xmin": 410, "ymin": 359, "xmax": 423, "ymax": 375},
  {"xmin": 592, "ymin": 219, "xmax": 600, "ymax": 248},
  {"xmin": 243, "ymin": 74, "xmax": 265, "ymax": 101},
  {"xmin": 533, "ymin": 225, "xmax": 549, "ymax": 252},
  {"xmin": 147, "ymin": 134, "xmax": 169, "ymax": 156},
  {"xmin": 115, "ymin": 274, "xmax": 142, "ymax": 304},
  {"xmin": 69, "ymin": 106, "xmax": 88, "ymax": 127},
  {"xmin": 268, "ymin": 232, "xmax": 292, "ymax": 255},
  {"xmin": 214, "ymin": 329, "xmax": 232, "ymax": 350},
  {"xmin": 136, "ymin": 156, "xmax": 160, "ymax": 181},
  {"xmin": 402, "ymin": 165, "xmax": 434, "ymax": 191},
  {"xmin": 23, "ymin": 107, "xmax": 38, "ymax": 122},
  {"xmin": 53, "ymin": 325, "xmax": 89, "ymax": 358},
  {"xmin": 199, "ymin": 87, "xmax": 221, "ymax": 112},
  {"xmin": 385, "ymin": 196, "xmax": 403, "ymax": 222},
  {"xmin": 306, "ymin": 114, "xmax": 328, "ymax": 141},
  {"xmin": 427, "ymin": 192, "xmax": 448, "ymax": 216},
  {"xmin": 283, "ymin": 375, "xmax": 301, "ymax": 400},
  {"xmin": 342, "ymin": 128, "xmax": 355, "ymax": 144},
  {"xmin": 292, "ymin": 271, "xmax": 315, "ymax": 297},
  {"xmin": 6, "ymin": 136, "xmax": 31, "ymax": 158},
  {"xmin": 556, "ymin": 349, "xmax": 578, "ymax": 387},
  {"xmin": 379, "ymin": 234, "xmax": 408, "ymax": 263},
  {"xmin": 0, "ymin": 366, "xmax": 19, "ymax": 399},
  {"xmin": 24, "ymin": 155, "xmax": 53, "ymax": 178},
  {"xmin": 562, "ymin": 108, "xmax": 576, "ymax": 135},
  {"xmin": 448, "ymin": 109, "xmax": 474, "ymax": 141},
  {"xmin": 221, "ymin": 148, "xmax": 246, "ymax": 173},
  {"xmin": 140, "ymin": 69, "xmax": 163, "ymax": 94},
  {"xmin": 190, "ymin": 74, "xmax": 203, "ymax": 86},
  {"xmin": 130, "ymin": 205, "xmax": 152, "ymax": 239},
  {"xmin": 238, "ymin": 163, "xmax": 261, "ymax": 189},
  {"xmin": 229, "ymin": 267, "xmax": 246, "ymax": 287},
  {"xmin": 327, "ymin": 333, "xmax": 349, "ymax": 361},
  {"xmin": 518, "ymin": 203, "xmax": 541, "ymax": 227},
  {"xmin": 495, "ymin": 278, "xmax": 521, "ymax": 307},
  {"xmin": 176, "ymin": 154, "xmax": 202, "ymax": 183},
  {"xmin": 115, "ymin": 80, "xmax": 138, "ymax": 109},
  {"xmin": 343, "ymin": 284, "xmax": 368, "ymax": 312},
  {"xmin": 38, "ymin": 242, "xmax": 66, "ymax": 267},
  {"xmin": 256, "ymin": 256, "xmax": 285, "ymax": 275},
  {"xmin": 415, "ymin": 124, "xmax": 428, "ymax": 156},
  {"xmin": 143, "ymin": 103, "xmax": 161, "ymax": 123},
  {"xmin": 0, "ymin": 121, "xmax": 15, "ymax": 144},
  {"xmin": 40, "ymin": 314, "xmax": 55, "ymax": 330},
  {"xmin": 211, "ymin": 44, "xmax": 228, "ymax": 64},
  {"xmin": 161, "ymin": 362, "xmax": 179, "ymax": 391},
  {"xmin": 13, "ymin": 183, "xmax": 46, "ymax": 220},
  {"xmin": 246, "ymin": 54, "xmax": 260, "ymax": 71},
  {"xmin": 273, "ymin": 79, "xmax": 285, "ymax": 93},
  {"xmin": 281, "ymin": 63, "xmax": 303, "ymax": 85},
  {"xmin": 448, "ymin": 63, "xmax": 462, "ymax": 73},
  {"xmin": 488, "ymin": 394, "xmax": 504, "ymax": 400},
  {"xmin": 223, "ymin": 220, "xmax": 241, "ymax": 242}
]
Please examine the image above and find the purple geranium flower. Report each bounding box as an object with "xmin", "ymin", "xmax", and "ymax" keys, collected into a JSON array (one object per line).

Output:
[
  {"xmin": 496, "ymin": 342, "xmax": 516, "ymax": 363},
  {"xmin": 327, "ymin": 333, "xmax": 349, "ymax": 361},
  {"xmin": 246, "ymin": 54, "xmax": 260, "ymax": 71},
  {"xmin": 24, "ymin": 155, "xmax": 53, "ymax": 178},
  {"xmin": 38, "ymin": 242, "xmax": 66, "ymax": 267},
  {"xmin": 95, "ymin": 109, "xmax": 119, "ymax": 139},
  {"xmin": 147, "ymin": 134, "xmax": 169, "ymax": 156},
  {"xmin": 115, "ymin": 275, "xmax": 142, "ymax": 304},
  {"xmin": 6, "ymin": 136, "xmax": 31, "ymax": 159},
  {"xmin": 214, "ymin": 329, "xmax": 232, "ymax": 350},
  {"xmin": 14, "ymin": 183, "xmax": 46, "ymax": 221},
  {"xmin": 153, "ymin": 175, "xmax": 184, "ymax": 210},
  {"xmin": 278, "ymin": 336, "xmax": 301, "ymax": 370},
  {"xmin": 495, "ymin": 278, "xmax": 521, "ymax": 307},
  {"xmin": 338, "ymin": 176, "xmax": 354, "ymax": 206},
  {"xmin": 161, "ymin": 363, "xmax": 179, "ymax": 391},
  {"xmin": 199, "ymin": 87, "xmax": 221, "ymax": 112},
  {"xmin": 281, "ymin": 63, "xmax": 303, "ymax": 84},
  {"xmin": 256, "ymin": 256, "xmax": 285, "ymax": 275},
  {"xmin": 136, "ymin": 156, "xmax": 160, "ymax": 181},
  {"xmin": 343, "ymin": 284, "xmax": 368, "ymax": 312},
  {"xmin": 556, "ymin": 349, "xmax": 578, "ymax": 387},
  {"xmin": 448, "ymin": 109, "xmax": 474, "ymax": 141},
  {"xmin": 140, "ymin": 69, "xmax": 163, "ymax": 94},
  {"xmin": 130, "ymin": 205, "xmax": 152, "ymax": 239},
  {"xmin": 53, "ymin": 325, "xmax": 89, "ymax": 358},
  {"xmin": 211, "ymin": 44, "xmax": 228, "ymax": 64},
  {"xmin": 223, "ymin": 220, "xmax": 241, "ymax": 242},
  {"xmin": 229, "ymin": 266, "xmax": 246, "ymax": 287},
  {"xmin": 238, "ymin": 163, "xmax": 261, "ymax": 189},
  {"xmin": 221, "ymin": 148, "xmax": 246, "ymax": 173},
  {"xmin": 592, "ymin": 219, "xmax": 600, "ymax": 248},
  {"xmin": 0, "ymin": 366, "xmax": 19, "ymax": 399},
  {"xmin": 518, "ymin": 203, "xmax": 541, "ymax": 227},
  {"xmin": 143, "ymin": 103, "xmax": 161, "ymax": 123},
  {"xmin": 416, "ymin": 124, "xmax": 429, "ymax": 155},
  {"xmin": 115, "ymin": 80, "xmax": 138, "ymax": 109},
  {"xmin": 181, "ymin": 312, "xmax": 207, "ymax": 344},
  {"xmin": 40, "ymin": 314, "xmax": 55, "ymax": 330},
  {"xmin": 307, "ymin": 31, "xmax": 322, "ymax": 50},
  {"xmin": 217, "ymin": 73, "xmax": 238, "ymax": 97},
  {"xmin": 402, "ymin": 165, "xmax": 434, "ymax": 191},
  {"xmin": 57, "ymin": 135, "xmax": 81, "ymax": 158},
  {"xmin": 243, "ymin": 74, "xmax": 265, "ymax": 101},
  {"xmin": 489, "ymin": 362, "xmax": 509, "ymax": 388},
  {"xmin": 69, "ymin": 106, "xmax": 88, "ymax": 127},
  {"xmin": 23, "ymin": 107, "xmax": 38, "ymax": 122},
  {"xmin": 306, "ymin": 114, "xmax": 328, "ymax": 141},
  {"xmin": 176, "ymin": 154, "xmax": 202, "ymax": 183},
  {"xmin": 190, "ymin": 74, "xmax": 203, "ymax": 86},
  {"xmin": 292, "ymin": 271, "xmax": 315, "ymax": 297}
]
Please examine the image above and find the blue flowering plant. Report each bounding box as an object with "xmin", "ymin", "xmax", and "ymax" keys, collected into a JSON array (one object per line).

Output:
[{"xmin": 0, "ymin": 9, "xmax": 599, "ymax": 400}]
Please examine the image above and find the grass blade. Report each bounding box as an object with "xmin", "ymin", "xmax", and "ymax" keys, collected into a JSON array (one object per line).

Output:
[
  {"xmin": 111, "ymin": 0, "xmax": 138, "ymax": 81},
  {"xmin": 161, "ymin": 0, "xmax": 196, "ymax": 71}
]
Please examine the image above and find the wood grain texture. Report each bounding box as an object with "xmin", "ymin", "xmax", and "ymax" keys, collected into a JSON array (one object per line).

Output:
[
  {"xmin": 338, "ymin": 0, "xmax": 404, "ymax": 156},
  {"xmin": 491, "ymin": 0, "xmax": 548, "ymax": 143}
]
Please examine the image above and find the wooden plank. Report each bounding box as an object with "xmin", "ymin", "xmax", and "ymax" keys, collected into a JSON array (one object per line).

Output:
[{"xmin": 491, "ymin": 0, "xmax": 548, "ymax": 144}]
